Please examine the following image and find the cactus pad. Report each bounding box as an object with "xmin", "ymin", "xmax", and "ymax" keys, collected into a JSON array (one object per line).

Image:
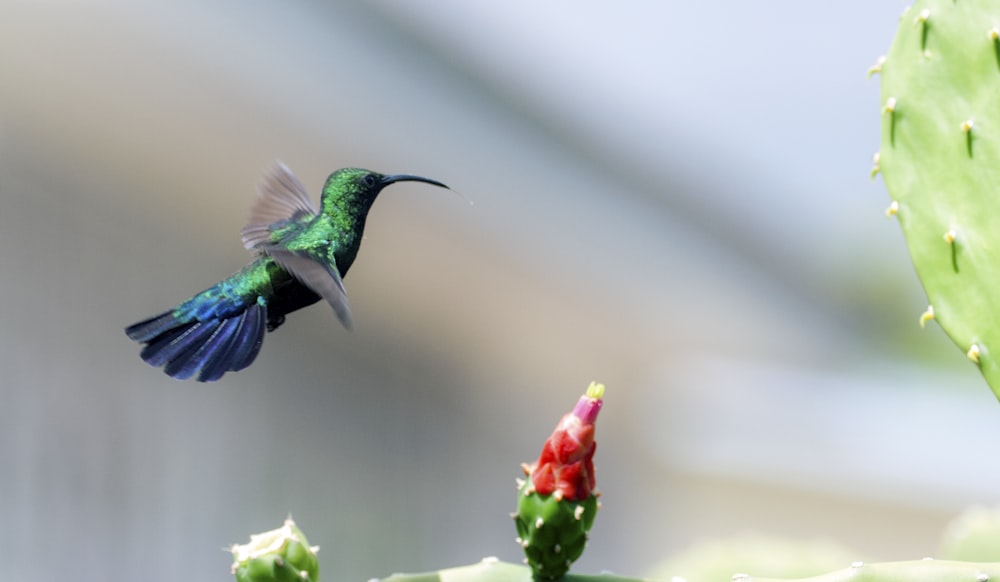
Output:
[
  {"xmin": 938, "ymin": 506, "xmax": 1000, "ymax": 562},
  {"xmin": 744, "ymin": 560, "xmax": 1000, "ymax": 582},
  {"xmin": 230, "ymin": 518, "xmax": 320, "ymax": 582},
  {"xmin": 877, "ymin": 0, "xmax": 1000, "ymax": 397},
  {"xmin": 376, "ymin": 557, "xmax": 652, "ymax": 581}
]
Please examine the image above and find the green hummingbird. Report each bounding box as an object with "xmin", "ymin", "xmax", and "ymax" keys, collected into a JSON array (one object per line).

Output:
[{"xmin": 125, "ymin": 162, "xmax": 449, "ymax": 382}]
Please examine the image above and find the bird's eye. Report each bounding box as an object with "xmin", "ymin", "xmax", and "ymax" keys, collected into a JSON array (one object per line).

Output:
[{"xmin": 364, "ymin": 174, "xmax": 378, "ymax": 188}]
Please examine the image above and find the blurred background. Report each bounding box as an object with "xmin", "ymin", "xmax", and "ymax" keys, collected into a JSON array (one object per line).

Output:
[{"xmin": 2, "ymin": 1, "xmax": 998, "ymax": 580}]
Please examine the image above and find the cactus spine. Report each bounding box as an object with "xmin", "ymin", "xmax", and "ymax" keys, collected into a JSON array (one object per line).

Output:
[{"xmin": 877, "ymin": 0, "xmax": 1000, "ymax": 397}]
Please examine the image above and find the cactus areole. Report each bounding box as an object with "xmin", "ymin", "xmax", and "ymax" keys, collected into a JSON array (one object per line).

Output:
[
  {"xmin": 877, "ymin": 0, "xmax": 1000, "ymax": 397},
  {"xmin": 515, "ymin": 382, "xmax": 604, "ymax": 580}
]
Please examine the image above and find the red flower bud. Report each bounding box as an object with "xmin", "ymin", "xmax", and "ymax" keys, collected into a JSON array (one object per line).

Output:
[{"xmin": 525, "ymin": 382, "xmax": 604, "ymax": 501}]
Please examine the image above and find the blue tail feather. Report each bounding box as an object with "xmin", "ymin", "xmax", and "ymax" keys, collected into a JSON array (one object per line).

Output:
[
  {"xmin": 196, "ymin": 316, "xmax": 248, "ymax": 382},
  {"xmin": 136, "ymin": 325, "xmax": 192, "ymax": 363},
  {"xmin": 226, "ymin": 303, "xmax": 265, "ymax": 372},
  {"xmin": 125, "ymin": 311, "xmax": 179, "ymax": 343},
  {"xmin": 125, "ymin": 302, "xmax": 267, "ymax": 382},
  {"xmin": 141, "ymin": 320, "xmax": 220, "ymax": 367},
  {"xmin": 162, "ymin": 320, "xmax": 228, "ymax": 380}
]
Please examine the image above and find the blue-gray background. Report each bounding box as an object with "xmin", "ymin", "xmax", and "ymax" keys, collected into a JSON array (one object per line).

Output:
[{"xmin": 2, "ymin": 2, "xmax": 995, "ymax": 580}]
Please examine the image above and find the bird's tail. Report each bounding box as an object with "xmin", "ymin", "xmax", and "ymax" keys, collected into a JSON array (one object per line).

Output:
[{"xmin": 124, "ymin": 301, "xmax": 265, "ymax": 382}]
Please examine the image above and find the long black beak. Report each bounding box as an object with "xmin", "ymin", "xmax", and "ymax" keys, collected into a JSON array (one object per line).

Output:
[{"xmin": 381, "ymin": 174, "xmax": 449, "ymax": 190}]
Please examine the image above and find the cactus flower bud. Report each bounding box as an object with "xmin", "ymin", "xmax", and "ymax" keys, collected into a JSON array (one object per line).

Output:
[
  {"xmin": 514, "ymin": 382, "xmax": 604, "ymax": 579},
  {"xmin": 231, "ymin": 518, "xmax": 320, "ymax": 582}
]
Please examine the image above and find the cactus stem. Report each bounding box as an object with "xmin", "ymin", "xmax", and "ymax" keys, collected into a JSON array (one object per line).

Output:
[
  {"xmin": 885, "ymin": 200, "xmax": 899, "ymax": 217},
  {"xmin": 915, "ymin": 9, "xmax": 931, "ymax": 51},
  {"xmin": 871, "ymin": 152, "xmax": 882, "ymax": 179},
  {"xmin": 962, "ymin": 119, "xmax": 975, "ymax": 157},
  {"xmin": 920, "ymin": 305, "xmax": 935, "ymax": 328},
  {"xmin": 968, "ymin": 344, "xmax": 981, "ymax": 364},
  {"xmin": 867, "ymin": 55, "xmax": 887, "ymax": 78},
  {"xmin": 884, "ymin": 97, "xmax": 898, "ymax": 145}
]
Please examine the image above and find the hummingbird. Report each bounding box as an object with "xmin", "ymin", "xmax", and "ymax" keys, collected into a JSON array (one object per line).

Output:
[{"xmin": 125, "ymin": 162, "xmax": 449, "ymax": 382}]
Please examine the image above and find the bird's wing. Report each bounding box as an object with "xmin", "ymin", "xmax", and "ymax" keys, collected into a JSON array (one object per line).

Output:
[
  {"xmin": 242, "ymin": 162, "xmax": 319, "ymax": 253},
  {"xmin": 266, "ymin": 248, "xmax": 353, "ymax": 329}
]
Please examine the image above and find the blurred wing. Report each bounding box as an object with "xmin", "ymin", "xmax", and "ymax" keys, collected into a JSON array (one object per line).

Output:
[
  {"xmin": 267, "ymin": 248, "xmax": 353, "ymax": 329},
  {"xmin": 241, "ymin": 161, "xmax": 318, "ymax": 252}
]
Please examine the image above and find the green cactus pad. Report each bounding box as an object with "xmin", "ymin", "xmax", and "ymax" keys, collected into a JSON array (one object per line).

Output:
[
  {"xmin": 375, "ymin": 559, "xmax": 1000, "ymax": 582},
  {"xmin": 376, "ymin": 558, "xmax": 653, "ymax": 581},
  {"xmin": 649, "ymin": 535, "xmax": 862, "ymax": 581},
  {"xmin": 878, "ymin": 0, "xmax": 1000, "ymax": 397},
  {"xmin": 745, "ymin": 559, "xmax": 1000, "ymax": 582},
  {"xmin": 938, "ymin": 506, "xmax": 1000, "ymax": 562},
  {"xmin": 514, "ymin": 477, "xmax": 599, "ymax": 580},
  {"xmin": 231, "ymin": 518, "xmax": 320, "ymax": 582}
]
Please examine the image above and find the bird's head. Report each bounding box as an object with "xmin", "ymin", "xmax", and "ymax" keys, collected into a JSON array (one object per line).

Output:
[{"xmin": 320, "ymin": 168, "xmax": 449, "ymax": 217}]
